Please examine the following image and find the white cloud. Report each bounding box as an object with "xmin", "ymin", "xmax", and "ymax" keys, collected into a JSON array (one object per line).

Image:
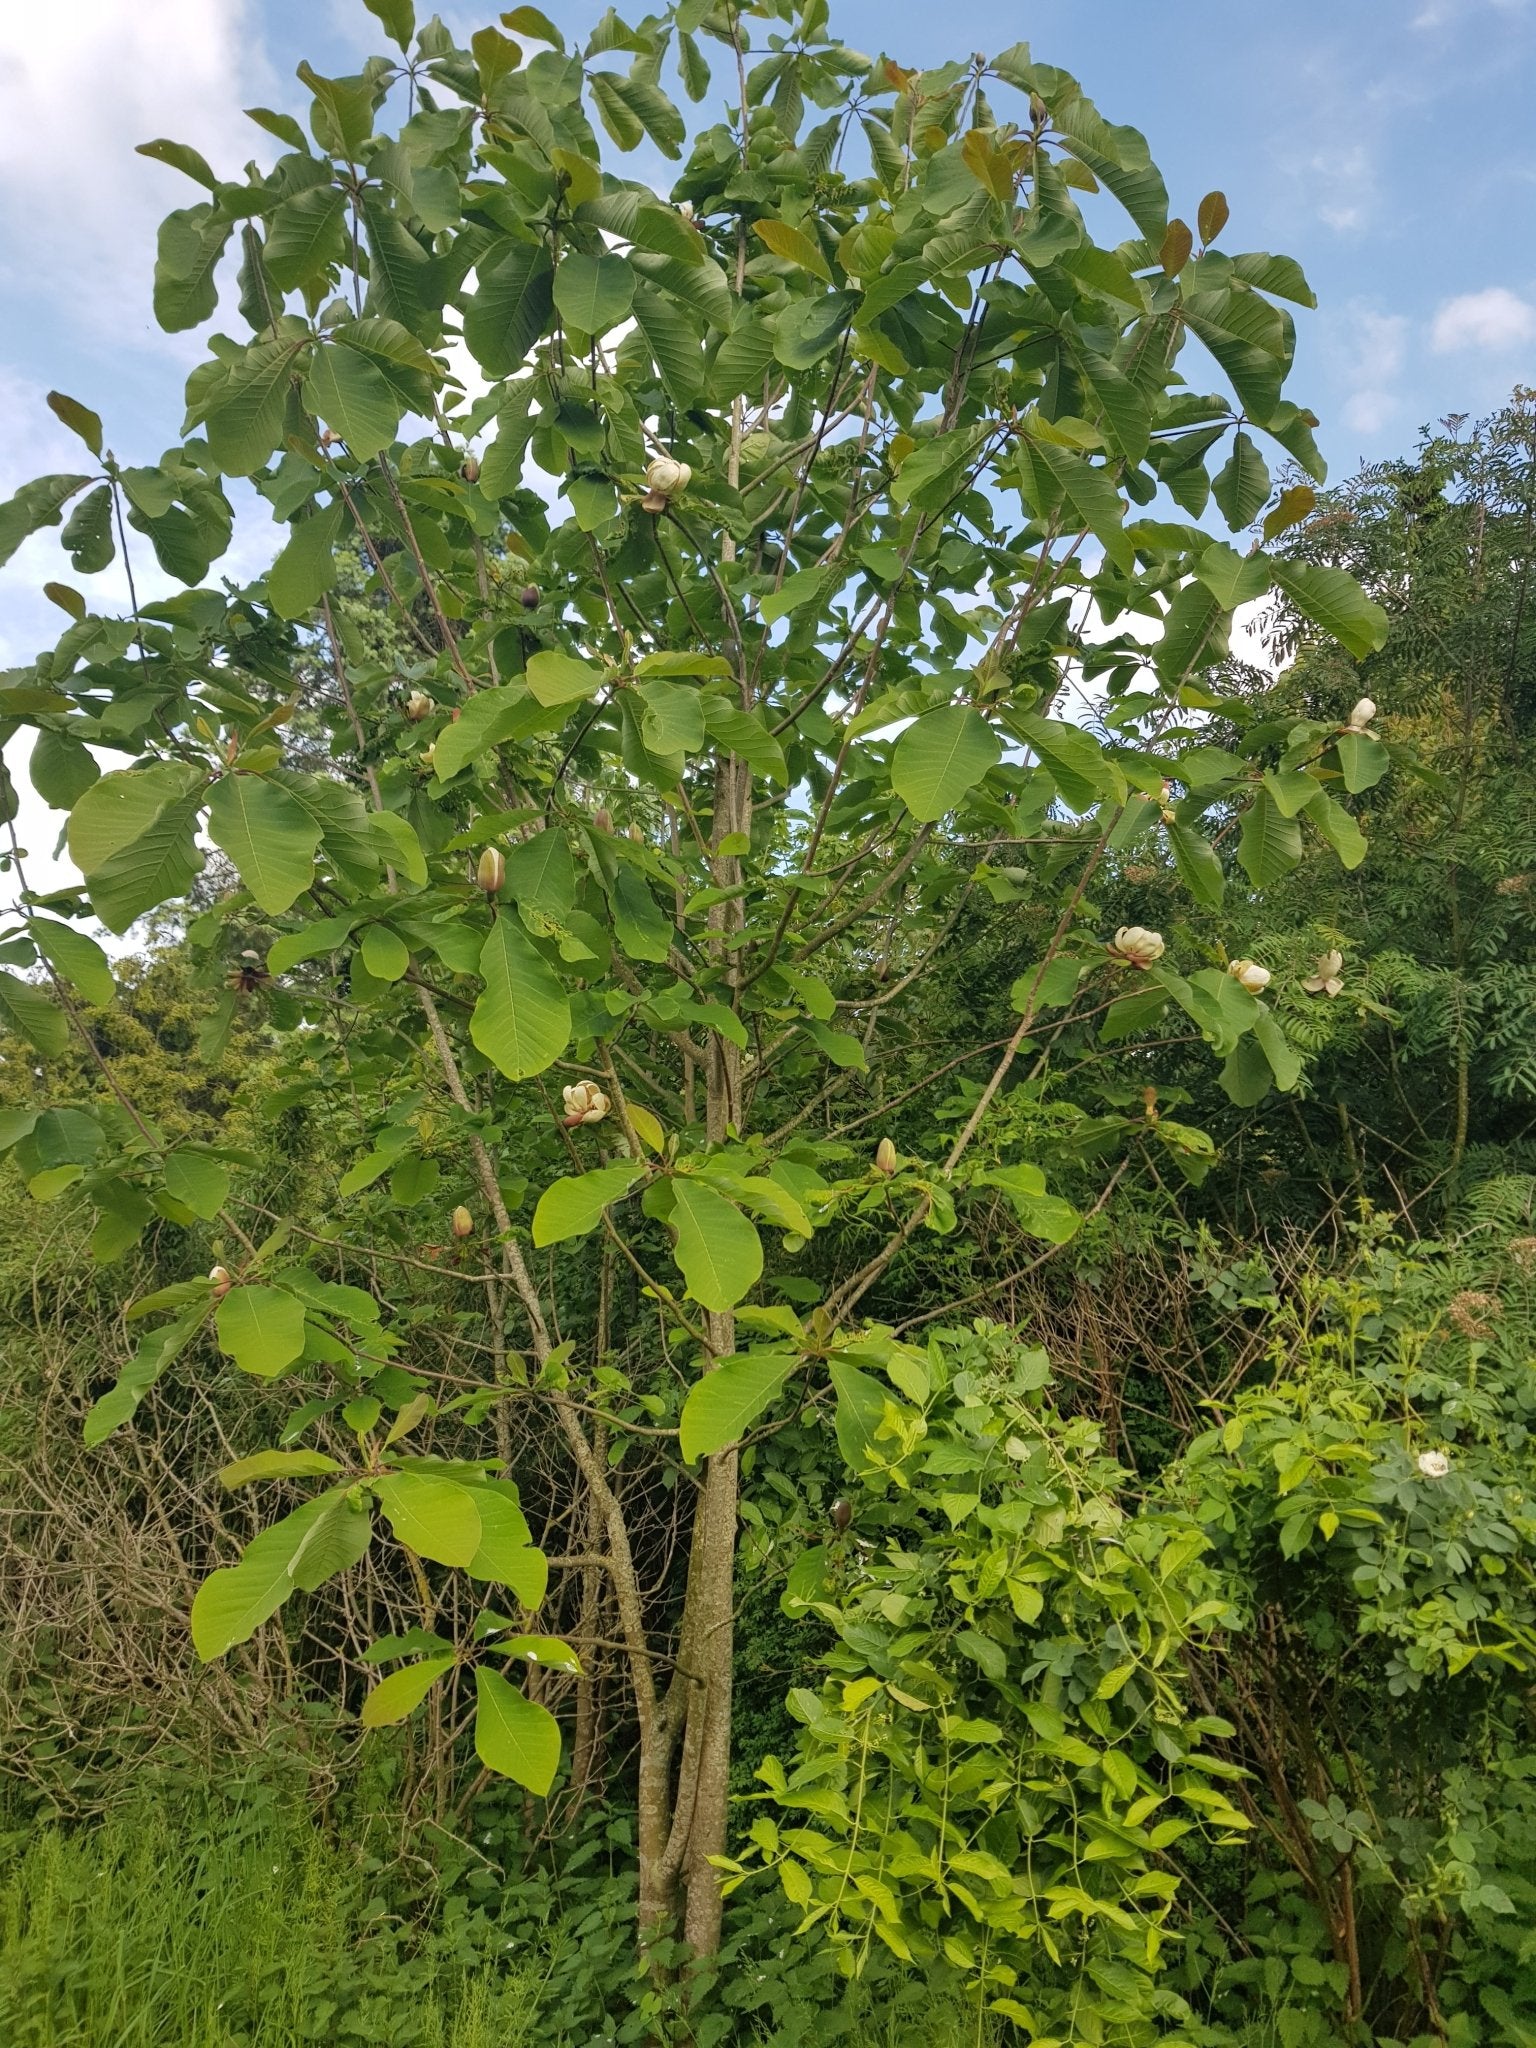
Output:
[
  {"xmin": 1431, "ymin": 286, "xmax": 1536, "ymax": 352},
  {"xmin": 0, "ymin": 0, "xmax": 274, "ymax": 348},
  {"xmin": 1328, "ymin": 305, "xmax": 1409, "ymax": 442}
]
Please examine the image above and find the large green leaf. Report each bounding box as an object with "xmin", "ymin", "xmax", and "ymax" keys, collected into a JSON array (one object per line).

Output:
[
  {"xmin": 679, "ymin": 1350, "xmax": 794, "ymax": 1463},
  {"xmin": 463, "ymin": 243, "xmax": 553, "ymax": 376},
  {"xmin": 553, "ymin": 252, "xmax": 634, "ymax": 336},
  {"xmin": 1267, "ymin": 558, "xmax": 1389, "ymax": 659},
  {"xmin": 470, "ymin": 919, "xmax": 571, "ymax": 1080},
  {"xmin": 304, "ymin": 342, "xmax": 401, "ymax": 460},
  {"xmin": 0, "ymin": 473, "xmax": 91, "ymax": 568},
  {"xmin": 668, "ymin": 1178, "xmax": 762, "ymax": 1311},
  {"xmin": 1236, "ymin": 788, "xmax": 1303, "ymax": 887},
  {"xmin": 525, "ymin": 649, "xmax": 606, "ymax": 707},
  {"xmin": 153, "ymin": 204, "xmax": 232, "ymax": 331},
  {"xmin": 0, "ymin": 973, "xmax": 69, "ymax": 1057},
  {"xmin": 361, "ymin": 1652, "xmax": 455, "ymax": 1727},
  {"xmin": 1334, "ymin": 730, "xmax": 1390, "ymax": 794},
  {"xmin": 372, "ymin": 1473, "xmax": 482, "ymax": 1567},
  {"xmin": 87, "ymin": 793, "xmax": 206, "ymax": 933},
  {"xmin": 466, "ymin": 1489, "xmax": 547, "ymax": 1605},
  {"xmin": 474, "ymin": 1665, "xmax": 561, "ymax": 1795},
  {"xmin": 216, "ymin": 1286, "xmax": 307, "ymax": 1377},
  {"xmin": 207, "ymin": 775, "xmax": 323, "ymax": 914},
  {"xmin": 267, "ymin": 501, "xmax": 345, "ymax": 620},
  {"xmin": 532, "ymin": 1164, "xmax": 645, "ymax": 1246},
  {"xmin": 30, "ymin": 920, "xmax": 114, "ymax": 1005},
  {"xmin": 431, "ymin": 685, "xmax": 559, "ymax": 779},
  {"xmin": 264, "ymin": 186, "xmax": 348, "ymax": 293},
  {"xmin": 890, "ymin": 707, "xmax": 1000, "ymax": 822},
  {"xmin": 1211, "ymin": 431, "xmax": 1271, "ymax": 531},
  {"xmin": 191, "ymin": 1492, "xmax": 355, "ymax": 1659},
  {"xmin": 163, "ymin": 1149, "xmax": 231, "ymax": 1220},
  {"xmin": 203, "ymin": 340, "xmax": 303, "ymax": 475}
]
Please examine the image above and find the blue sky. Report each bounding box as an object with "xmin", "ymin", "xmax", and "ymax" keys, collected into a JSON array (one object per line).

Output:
[{"xmin": 1, "ymin": 0, "xmax": 1533, "ymax": 677}]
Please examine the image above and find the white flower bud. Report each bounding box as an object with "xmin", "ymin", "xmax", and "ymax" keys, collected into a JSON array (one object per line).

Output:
[
  {"xmin": 1303, "ymin": 949, "xmax": 1346, "ymax": 997},
  {"xmin": 1416, "ymin": 1449, "xmax": 1450, "ymax": 1479},
  {"xmin": 562, "ymin": 1081, "xmax": 611, "ymax": 1127},
  {"xmin": 404, "ymin": 690, "xmax": 433, "ymax": 722},
  {"xmin": 208, "ymin": 1264, "xmax": 232, "ymax": 1300},
  {"xmin": 1109, "ymin": 925, "xmax": 1165, "ymax": 968},
  {"xmin": 1346, "ymin": 697, "xmax": 1377, "ymax": 732},
  {"xmin": 641, "ymin": 455, "xmax": 692, "ymax": 510},
  {"xmin": 1227, "ymin": 958, "xmax": 1271, "ymax": 993},
  {"xmin": 476, "ymin": 847, "xmax": 506, "ymax": 895},
  {"xmin": 451, "ymin": 1205, "xmax": 474, "ymax": 1240},
  {"xmin": 874, "ymin": 1137, "xmax": 898, "ymax": 1175}
]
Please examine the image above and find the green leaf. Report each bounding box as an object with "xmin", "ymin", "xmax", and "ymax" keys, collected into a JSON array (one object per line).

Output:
[
  {"xmin": 679, "ymin": 1350, "xmax": 794, "ymax": 1463},
  {"xmin": 504, "ymin": 828, "xmax": 575, "ymax": 914},
  {"xmin": 463, "ymin": 243, "xmax": 553, "ymax": 377},
  {"xmin": 1305, "ymin": 788, "xmax": 1367, "ymax": 868},
  {"xmin": 432, "ymin": 684, "xmax": 558, "ymax": 779},
  {"xmin": 0, "ymin": 973, "xmax": 69, "ymax": 1057},
  {"xmin": 470, "ymin": 918, "xmax": 571, "ymax": 1080},
  {"xmin": 267, "ymin": 501, "xmax": 345, "ymax": 619},
  {"xmin": 297, "ymin": 61, "xmax": 375, "ymax": 158},
  {"xmin": 191, "ymin": 1493, "xmax": 348, "ymax": 1660},
  {"xmin": 219, "ymin": 1448, "xmax": 343, "ymax": 1488},
  {"xmin": 829, "ymin": 1357, "xmax": 888, "ymax": 1472},
  {"xmin": 207, "ymin": 775, "xmax": 323, "ymax": 914},
  {"xmin": 474, "ymin": 1665, "xmax": 561, "ymax": 1795},
  {"xmin": 0, "ymin": 473, "xmax": 91, "ymax": 568},
  {"xmin": 1028, "ymin": 437, "xmax": 1135, "ymax": 573},
  {"xmin": 526, "ymin": 649, "xmax": 606, "ymax": 706},
  {"xmin": 163, "ymin": 1149, "xmax": 231, "ymax": 1220},
  {"xmin": 61, "ymin": 483, "xmax": 115, "ymax": 574},
  {"xmin": 84, "ymin": 1305, "xmax": 204, "ymax": 1444},
  {"xmin": 304, "ymin": 342, "xmax": 400, "ymax": 461},
  {"xmin": 532, "ymin": 1164, "xmax": 645, "ymax": 1246},
  {"xmin": 1267, "ymin": 558, "xmax": 1389, "ymax": 659},
  {"xmin": 30, "ymin": 919, "xmax": 114, "ymax": 1004},
  {"xmin": 137, "ymin": 137, "xmax": 219, "ymax": 190},
  {"xmin": 204, "ymin": 340, "xmax": 301, "ymax": 475},
  {"xmin": 87, "ymin": 794, "xmax": 205, "ymax": 933},
  {"xmin": 1211, "ymin": 431, "xmax": 1271, "ymax": 531},
  {"xmin": 46, "ymin": 391, "xmax": 104, "ymax": 457},
  {"xmin": 153, "ymin": 204, "xmax": 231, "ymax": 330},
  {"xmin": 360, "ymin": 924, "xmax": 409, "ymax": 982},
  {"xmin": 264, "ymin": 185, "xmax": 348, "ymax": 294},
  {"xmin": 553, "ymin": 252, "xmax": 635, "ymax": 336},
  {"xmin": 362, "ymin": 1652, "xmax": 454, "ymax": 1727},
  {"xmin": 588, "ymin": 69, "xmax": 644, "ymax": 150},
  {"xmin": 630, "ymin": 283, "xmax": 703, "ymax": 406},
  {"xmin": 361, "ymin": 0, "xmax": 415, "ymax": 49},
  {"xmin": 1252, "ymin": 1009, "xmax": 1301, "ymax": 1092},
  {"xmin": 373, "ymin": 1473, "xmax": 482, "ymax": 1566},
  {"xmin": 30, "ymin": 731, "xmax": 101, "ymax": 811},
  {"xmin": 216, "ymin": 1286, "xmax": 308, "ymax": 1378},
  {"xmin": 1334, "ymin": 730, "xmax": 1390, "ymax": 795},
  {"xmin": 467, "ymin": 1490, "xmax": 546, "ymax": 1603},
  {"xmin": 753, "ymin": 218, "xmax": 831, "ymax": 284},
  {"xmin": 669, "ymin": 1179, "xmax": 762, "ymax": 1311},
  {"xmin": 891, "ymin": 707, "xmax": 1000, "ymax": 822},
  {"xmin": 1167, "ymin": 822, "xmax": 1225, "ymax": 908},
  {"xmin": 610, "ymin": 864, "xmax": 673, "ymax": 961},
  {"xmin": 1236, "ymin": 788, "xmax": 1303, "ymax": 887}
]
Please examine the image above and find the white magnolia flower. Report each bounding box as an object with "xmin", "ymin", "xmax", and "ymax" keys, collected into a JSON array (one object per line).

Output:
[
  {"xmin": 1416, "ymin": 1449, "xmax": 1450, "ymax": 1480},
  {"xmin": 563, "ymin": 1080, "xmax": 611, "ymax": 1127},
  {"xmin": 1346, "ymin": 696, "xmax": 1377, "ymax": 732},
  {"xmin": 1227, "ymin": 958, "xmax": 1271, "ymax": 994},
  {"xmin": 404, "ymin": 690, "xmax": 433, "ymax": 723},
  {"xmin": 641, "ymin": 455, "xmax": 692, "ymax": 510},
  {"xmin": 1303, "ymin": 949, "xmax": 1346, "ymax": 997},
  {"xmin": 1109, "ymin": 925, "xmax": 1165, "ymax": 968}
]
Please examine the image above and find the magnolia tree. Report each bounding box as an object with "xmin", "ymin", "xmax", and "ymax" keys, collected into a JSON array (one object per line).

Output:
[{"xmin": 0, "ymin": 0, "xmax": 1389, "ymax": 2006}]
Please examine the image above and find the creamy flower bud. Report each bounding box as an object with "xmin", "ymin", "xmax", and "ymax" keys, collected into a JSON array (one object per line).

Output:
[
  {"xmin": 451, "ymin": 1205, "xmax": 474, "ymax": 1240},
  {"xmin": 1346, "ymin": 696, "xmax": 1377, "ymax": 731},
  {"xmin": 641, "ymin": 455, "xmax": 692, "ymax": 510},
  {"xmin": 1302, "ymin": 948, "xmax": 1346, "ymax": 997},
  {"xmin": 477, "ymin": 847, "xmax": 506, "ymax": 895},
  {"xmin": 874, "ymin": 1137, "xmax": 898, "ymax": 1175},
  {"xmin": 1110, "ymin": 925, "xmax": 1165, "ymax": 968},
  {"xmin": 593, "ymin": 807, "xmax": 613, "ymax": 835},
  {"xmin": 1227, "ymin": 958, "xmax": 1271, "ymax": 993},
  {"xmin": 562, "ymin": 1081, "xmax": 611, "ymax": 1127},
  {"xmin": 1416, "ymin": 1449, "xmax": 1450, "ymax": 1479},
  {"xmin": 208, "ymin": 1264, "xmax": 232, "ymax": 1299},
  {"xmin": 459, "ymin": 454, "xmax": 480, "ymax": 484},
  {"xmin": 404, "ymin": 690, "xmax": 433, "ymax": 722}
]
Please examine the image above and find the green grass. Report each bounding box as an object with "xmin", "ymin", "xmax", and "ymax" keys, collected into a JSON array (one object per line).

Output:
[{"xmin": 0, "ymin": 1796, "xmax": 546, "ymax": 2048}]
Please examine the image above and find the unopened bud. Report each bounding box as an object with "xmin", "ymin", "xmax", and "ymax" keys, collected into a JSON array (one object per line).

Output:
[
  {"xmin": 459, "ymin": 454, "xmax": 480, "ymax": 484},
  {"xmin": 477, "ymin": 846, "xmax": 506, "ymax": 894},
  {"xmin": 593, "ymin": 807, "xmax": 612, "ymax": 835},
  {"xmin": 208, "ymin": 1264, "xmax": 232, "ymax": 1300},
  {"xmin": 423, "ymin": 741, "xmax": 437, "ymax": 773},
  {"xmin": 404, "ymin": 690, "xmax": 433, "ymax": 722},
  {"xmin": 451, "ymin": 1205, "xmax": 474, "ymax": 1240},
  {"xmin": 519, "ymin": 583, "xmax": 540, "ymax": 610},
  {"xmin": 627, "ymin": 824, "xmax": 643, "ymax": 843},
  {"xmin": 1346, "ymin": 696, "xmax": 1377, "ymax": 732},
  {"xmin": 1227, "ymin": 958, "xmax": 1271, "ymax": 994},
  {"xmin": 874, "ymin": 1137, "xmax": 898, "ymax": 1175}
]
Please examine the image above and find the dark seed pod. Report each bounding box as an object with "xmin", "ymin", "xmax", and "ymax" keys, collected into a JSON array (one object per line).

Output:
[
  {"xmin": 519, "ymin": 583, "xmax": 540, "ymax": 610},
  {"xmin": 830, "ymin": 1497, "xmax": 852, "ymax": 1532}
]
